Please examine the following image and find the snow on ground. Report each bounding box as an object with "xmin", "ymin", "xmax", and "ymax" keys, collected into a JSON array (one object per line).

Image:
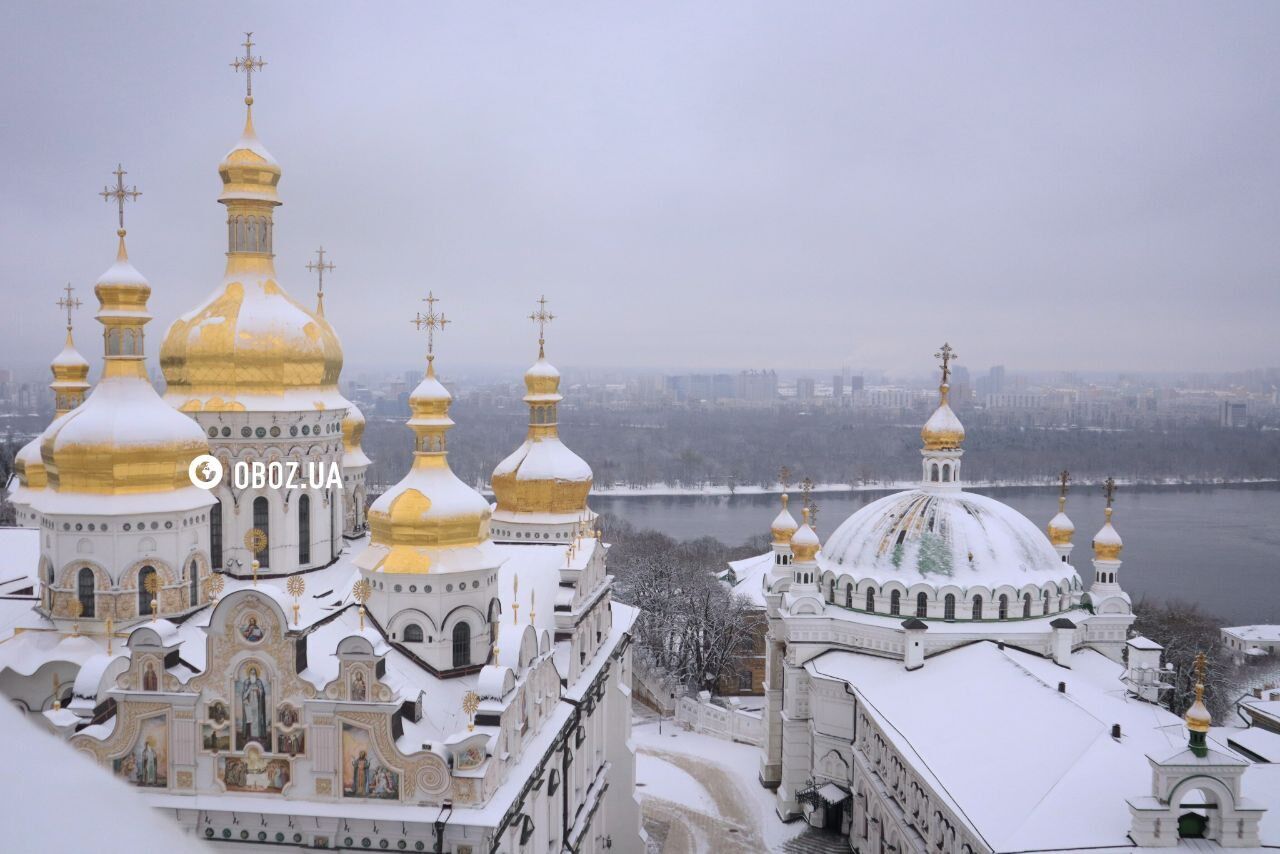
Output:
[
  {"xmin": 636, "ymin": 751, "xmax": 719, "ymax": 817},
  {"xmin": 633, "ymin": 718, "xmax": 807, "ymax": 851}
]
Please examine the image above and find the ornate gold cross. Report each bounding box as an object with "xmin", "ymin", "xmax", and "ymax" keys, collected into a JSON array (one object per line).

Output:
[
  {"xmin": 412, "ymin": 291, "xmax": 449, "ymax": 364},
  {"xmin": 1103, "ymin": 476, "xmax": 1117, "ymax": 509},
  {"xmin": 307, "ymin": 247, "xmax": 335, "ymax": 303},
  {"xmin": 231, "ymin": 32, "xmax": 266, "ymax": 105},
  {"xmin": 1058, "ymin": 470, "xmax": 1070, "ymax": 499},
  {"xmin": 934, "ymin": 343, "xmax": 957, "ymax": 386},
  {"xmin": 56, "ymin": 284, "xmax": 82, "ymax": 331},
  {"xmin": 100, "ymin": 164, "xmax": 141, "ymax": 235},
  {"xmin": 529, "ymin": 295, "xmax": 555, "ymax": 355}
]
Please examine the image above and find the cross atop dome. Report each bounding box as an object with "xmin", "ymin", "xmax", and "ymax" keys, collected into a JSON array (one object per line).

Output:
[
  {"xmin": 100, "ymin": 164, "xmax": 141, "ymax": 236},
  {"xmin": 934, "ymin": 342, "xmax": 957, "ymax": 387},
  {"xmin": 412, "ymin": 291, "xmax": 449, "ymax": 366},
  {"xmin": 529, "ymin": 295, "xmax": 555, "ymax": 357},
  {"xmin": 1103, "ymin": 476, "xmax": 1117, "ymax": 509},
  {"xmin": 307, "ymin": 247, "xmax": 335, "ymax": 315},
  {"xmin": 57, "ymin": 284, "xmax": 82, "ymax": 332},
  {"xmin": 1059, "ymin": 469, "xmax": 1071, "ymax": 499},
  {"xmin": 232, "ymin": 32, "xmax": 266, "ymax": 106}
]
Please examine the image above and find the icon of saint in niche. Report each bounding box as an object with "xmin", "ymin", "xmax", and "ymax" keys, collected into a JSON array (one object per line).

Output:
[
  {"xmin": 351, "ymin": 670, "xmax": 367, "ymax": 702},
  {"xmin": 240, "ymin": 615, "xmax": 265, "ymax": 643},
  {"xmin": 237, "ymin": 665, "xmax": 269, "ymax": 750},
  {"xmin": 143, "ymin": 661, "xmax": 158, "ymax": 692}
]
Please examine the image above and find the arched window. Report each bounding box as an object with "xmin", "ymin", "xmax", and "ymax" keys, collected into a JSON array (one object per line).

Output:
[
  {"xmin": 942, "ymin": 464, "xmax": 951, "ymax": 482},
  {"xmin": 971, "ymin": 595, "xmax": 983, "ymax": 620},
  {"xmin": 44, "ymin": 564, "xmax": 54, "ymax": 610},
  {"xmin": 1023, "ymin": 593, "xmax": 1032, "ymax": 618},
  {"xmin": 944, "ymin": 593, "xmax": 956, "ymax": 620},
  {"xmin": 403, "ymin": 623, "xmax": 424, "ymax": 643},
  {"xmin": 827, "ymin": 578, "xmax": 835, "ymax": 601},
  {"xmin": 77, "ymin": 567, "xmax": 95, "ymax": 618},
  {"xmin": 331, "ymin": 491, "xmax": 338, "ymax": 560},
  {"xmin": 298, "ymin": 494, "xmax": 311, "ymax": 565},
  {"xmin": 998, "ymin": 594, "xmax": 1009, "ymax": 619},
  {"xmin": 210, "ymin": 498, "xmax": 223, "ymax": 570},
  {"xmin": 890, "ymin": 590, "xmax": 901, "ymax": 616},
  {"xmin": 1043, "ymin": 592, "xmax": 1050, "ymax": 615},
  {"xmin": 188, "ymin": 560, "xmax": 198, "ymax": 607},
  {"xmin": 930, "ymin": 463, "xmax": 939, "ymax": 482},
  {"xmin": 916, "ymin": 592, "xmax": 928, "ymax": 618},
  {"xmin": 452, "ymin": 622, "xmax": 471, "ymax": 668},
  {"xmin": 137, "ymin": 566, "xmax": 157, "ymax": 616},
  {"xmin": 866, "ymin": 587, "xmax": 876, "ymax": 613},
  {"xmin": 253, "ymin": 497, "xmax": 270, "ymax": 568}
]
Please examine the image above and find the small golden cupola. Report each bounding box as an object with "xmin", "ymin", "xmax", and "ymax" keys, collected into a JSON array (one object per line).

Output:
[
  {"xmin": 1047, "ymin": 469, "xmax": 1076, "ymax": 547},
  {"xmin": 12, "ymin": 288, "xmax": 93, "ymax": 496},
  {"xmin": 160, "ymin": 36, "xmax": 343, "ymax": 413},
  {"xmin": 1092, "ymin": 477, "xmax": 1123, "ymax": 561},
  {"xmin": 360, "ymin": 294, "xmax": 493, "ymax": 574},
  {"xmin": 771, "ymin": 493, "xmax": 799, "ymax": 544},
  {"xmin": 40, "ymin": 168, "xmax": 210, "ymax": 497},
  {"xmin": 790, "ymin": 507, "xmax": 821, "ymax": 563},
  {"xmin": 1184, "ymin": 652, "xmax": 1212, "ymax": 757},
  {"xmin": 921, "ymin": 342, "xmax": 965, "ymax": 452},
  {"xmin": 491, "ymin": 297, "xmax": 594, "ymax": 531}
]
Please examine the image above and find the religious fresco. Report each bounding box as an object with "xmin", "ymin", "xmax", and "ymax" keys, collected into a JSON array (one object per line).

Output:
[
  {"xmin": 276, "ymin": 728, "xmax": 305, "ymax": 756},
  {"xmin": 142, "ymin": 660, "xmax": 159, "ymax": 692},
  {"xmin": 113, "ymin": 715, "xmax": 168, "ymax": 788},
  {"xmin": 239, "ymin": 613, "xmax": 266, "ymax": 643},
  {"xmin": 202, "ymin": 723, "xmax": 231, "ymax": 753},
  {"xmin": 350, "ymin": 669, "xmax": 368, "ymax": 701},
  {"xmin": 207, "ymin": 700, "xmax": 230, "ymax": 724},
  {"xmin": 235, "ymin": 661, "xmax": 272, "ymax": 752},
  {"xmin": 277, "ymin": 703, "xmax": 300, "ymax": 728},
  {"xmin": 219, "ymin": 744, "xmax": 291, "ymax": 794},
  {"xmin": 341, "ymin": 724, "xmax": 399, "ymax": 800}
]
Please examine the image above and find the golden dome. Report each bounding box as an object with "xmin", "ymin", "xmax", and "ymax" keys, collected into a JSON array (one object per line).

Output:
[
  {"xmin": 790, "ymin": 508, "xmax": 821, "ymax": 562},
  {"xmin": 1185, "ymin": 692, "xmax": 1211, "ymax": 734},
  {"xmin": 364, "ymin": 360, "xmax": 492, "ymax": 573},
  {"xmin": 341, "ymin": 400, "xmax": 372, "ymax": 468},
  {"xmin": 15, "ymin": 324, "xmax": 92, "ymax": 492},
  {"xmin": 1092, "ymin": 507, "xmax": 1123, "ymax": 561},
  {"xmin": 160, "ymin": 107, "xmax": 343, "ymax": 413},
  {"xmin": 42, "ymin": 236, "xmax": 209, "ymax": 495},
  {"xmin": 492, "ymin": 351, "xmax": 592, "ymax": 516},
  {"xmin": 14, "ymin": 437, "xmax": 47, "ymax": 490},
  {"xmin": 921, "ymin": 384, "xmax": 965, "ymax": 451},
  {"xmin": 1047, "ymin": 496, "xmax": 1075, "ymax": 546},
  {"xmin": 771, "ymin": 493, "xmax": 798, "ymax": 544}
]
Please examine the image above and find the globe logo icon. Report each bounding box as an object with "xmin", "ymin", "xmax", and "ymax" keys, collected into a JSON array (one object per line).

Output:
[{"xmin": 188, "ymin": 454, "xmax": 224, "ymax": 490}]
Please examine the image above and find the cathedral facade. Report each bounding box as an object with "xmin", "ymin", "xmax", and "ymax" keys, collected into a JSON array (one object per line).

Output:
[{"xmin": 0, "ymin": 39, "xmax": 642, "ymax": 854}]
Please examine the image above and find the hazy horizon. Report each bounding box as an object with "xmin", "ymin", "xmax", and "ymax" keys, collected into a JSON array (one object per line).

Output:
[{"xmin": 4, "ymin": 2, "xmax": 1278, "ymax": 376}]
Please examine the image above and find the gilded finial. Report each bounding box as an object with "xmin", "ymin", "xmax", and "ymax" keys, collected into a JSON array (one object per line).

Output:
[
  {"xmin": 204, "ymin": 573, "xmax": 225, "ymax": 604},
  {"xmin": 1185, "ymin": 651, "xmax": 1212, "ymax": 753},
  {"xmin": 529, "ymin": 295, "xmax": 555, "ymax": 358},
  {"xmin": 306, "ymin": 247, "xmax": 335, "ymax": 316},
  {"xmin": 231, "ymin": 32, "xmax": 266, "ymax": 106},
  {"xmin": 69, "ymin": 598, "xmax": 84, "ymax": 636},
  {"xmin": 352, "ymin": 578, "xmax": 372, "ymax": 631},
  {"xmin": 105, "ymin": 616, "xmax": 114, "ymax": 654},
  {"xmin": 529, "ymin": 588, "xmax": 536, "ymax": 624},
  {"xmin": 144, "ymin": 572, "xmax": 161, "ymax": 622},
  {"xmin": 412, "ymin": 291, "xmax": 449, "ymax": 371},
  {"xmin": 511, "ymin": 573, "xmax": 520, "ymax": 624},
  {"xmin": 99, "ymin": 164, "xmax": 141, "ymax": 237},
  {"xmin": 287, "ymin": 575, "xmax": 306, "ymax": 627},
  {"xmin": 56, "ymin": 284, "xmax": 82, "ymax": 333},
  {"xmin": 462, "ymin": 690, "xmax": 480, "ymax": 731},
  {"xmin": 1103, "ymin": 476, "xmax": 1117, "ymax": 522},
  {"xmin": 244, "ymin": 528, "xmax": 268, "ymax": 585}
]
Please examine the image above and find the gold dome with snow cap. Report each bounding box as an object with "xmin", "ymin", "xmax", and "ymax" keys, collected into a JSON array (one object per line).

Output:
[
  {"xmin": 921, "ymin": 342, "xmax": 965, "ymax": 451},
  {"xmin": 160, "ymin": 83, "xmax": 343, "ymax": 413},
  {"xmin": 491, "ymin": 299, "xmax": 593, "ymax": 516},
  {"xmin": 1047, "ymin": 470, "xmax": 1075, "ymax": 546},
  {"xmin": 341, "ymin": 399, "xmax": 372, "ymax": 468},
  {"xmin": 771, "ymin": 493, "xmax": 799, "ymax": 544}
]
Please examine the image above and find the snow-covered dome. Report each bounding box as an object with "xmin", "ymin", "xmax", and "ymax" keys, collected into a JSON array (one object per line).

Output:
[
  {"xmin": 771, "ymin": 494, "xmax": 799, "ymax": 544},
  {"xmin": 1047, "ymin": 508, "xmax": 1075, "ymax": 546},
  {"xmin": 1092, "ymin": 508, "xmax": 1123, "ymax": 560},
  {"xmin": 819, "ymin": 489, "xmax": 1078, "ymax": 592},
  {"xmin": 362, "ymin": 360, "xmax": 493, "ymax": 574},
  {"xmin": 159, "ymin": 105, "xmax": 343, "ymax": 413},
  {"xmin": 491, "ymin": 351, "xmax": 592, "ymax": 516},
  {"xmin": 921, "ymin": 384, "xmax": 965, "ymax": 451},
  {"xmin": 341, "ymin": 399, "xmax": 371, "ymax": 469}
]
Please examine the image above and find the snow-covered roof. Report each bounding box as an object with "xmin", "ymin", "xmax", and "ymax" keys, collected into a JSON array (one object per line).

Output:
[
  {"xmin": 724, "ymin": 552, "xmax": 772, "ymax": 608},
  {"xmin": 806, "ymin": 642, "xmax": 1201, "ymax": 851},
  {"xmin": 492, "ymin": 436, "xmax": 592, "ymax": 482},
  {"xmin": 1227, "ymin": 726, "xmax": 1280, "ymax": 763},
  {"xmin": 0, "ymin": 527, "xmax": 39, "ymax": 594},
  {"xmin": 1224, "ymin": 625, "xmax": 1280, "ymax": 643},
  {"xmin": 819, "ymin": 488, "xmax": 1078, "ymax": 593}
]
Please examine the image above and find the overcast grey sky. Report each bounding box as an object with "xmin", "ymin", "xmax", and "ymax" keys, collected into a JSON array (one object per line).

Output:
[{"xmin": 4, "ymin": 2, "xmax": 1277, "ymax": 379}]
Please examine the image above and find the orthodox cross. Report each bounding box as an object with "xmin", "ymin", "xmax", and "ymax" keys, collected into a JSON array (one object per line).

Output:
[
  {"xmin": 529, "ymin": 295, "xmax": 555, "ymax": 355},
  {"xmin": 778, "ymin": 465, "xmax": 792, "ymax": 491},
  {"xmin": 56, "ymin": 284, "xmax": 82, "ymax": 332},
  {"xmin": 1193, "ymin": 651, "xmax": 1207, "ymax": 686},
  {"xmin": 809, "ymin": 501, "xmax": 820, "ymax": 532},
  {"xmin": 800, "ymin": 477, "xmax": 813, "ymax": 511},
  {"xmin": 232, "ymin": 32, "xmax": 266, "ymax": 105},
  {"xmin": 100, "ymin": 164, "xmax": 141, "ymax": 235},
  {"xmin": 934, "ymin": 343, "xmax": 957, "ymax": 386},
  {"xmin": 307, "ymin": 247, "xmax": 335, "ymax": 310},
  {"xmin": 1103, "ymin": 476, "xmax": 1117, "ymax": 509},
  {"xmin": 412, "ymin": 291, "xmax": 449, "ymax": 365},
  {"xmin": 1058, "ymin": 470, "xmax": 1070, "ymax": 499}
]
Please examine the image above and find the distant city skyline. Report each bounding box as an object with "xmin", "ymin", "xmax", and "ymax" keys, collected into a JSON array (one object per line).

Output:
[{"xmin": 4, "ymin": 3, "xmax": 1279, "ymax": 374}]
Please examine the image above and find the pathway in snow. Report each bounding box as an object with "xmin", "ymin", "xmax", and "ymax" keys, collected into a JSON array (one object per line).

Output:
[{"xmin": 633, "ymin": 716, "xmax": 807, "ymax": 853}]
